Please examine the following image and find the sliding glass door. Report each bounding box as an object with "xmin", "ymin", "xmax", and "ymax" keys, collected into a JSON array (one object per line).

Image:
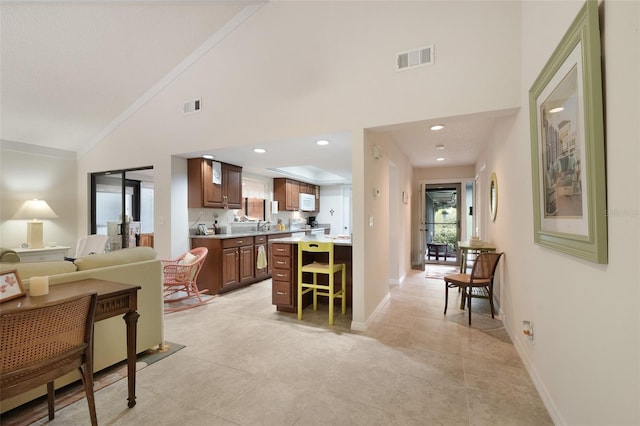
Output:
[{"xmin": 91, "ymin": 167, "xmax": 153, "ymax": 251}]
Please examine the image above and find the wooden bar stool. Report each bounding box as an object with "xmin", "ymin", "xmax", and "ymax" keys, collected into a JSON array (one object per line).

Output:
[{"xmin": 297, "ymin": 241, "xmax": 346, "ymax": 325}]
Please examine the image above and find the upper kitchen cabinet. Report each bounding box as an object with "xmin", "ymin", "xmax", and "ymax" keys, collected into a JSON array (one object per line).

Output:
[
  {"xmin": 273, "ymin": 178, "xmax": 319, "ymax": 211},
  {"xmin": 274, "ymin": 178, "xmax": 299, "ymax": 211},
  {"xmin": 188, "ymin": 158, "xmax": 242, "ymax": 209}
]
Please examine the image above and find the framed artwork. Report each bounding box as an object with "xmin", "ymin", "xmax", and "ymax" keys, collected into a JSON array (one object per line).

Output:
[
  {"xmin": 0, "ymin": 269, "xmax": 26, "ymax": 303},
  {"xmin": 529, "ymin": 0, "xmax": 607, "ymax": 264}
]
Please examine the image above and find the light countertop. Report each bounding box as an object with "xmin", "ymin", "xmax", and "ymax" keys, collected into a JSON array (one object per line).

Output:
[
  {"xmin": 190, "ymin": 227, "xmax": 330, "ymax": 240},
  {"xmin": 269, "ymin": 234, "xmax": 352, "ymax": 246}
]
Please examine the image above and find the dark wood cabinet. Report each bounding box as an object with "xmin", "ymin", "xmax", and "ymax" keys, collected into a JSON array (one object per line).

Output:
[
  {"xmin": 239, "ymin": 245, "xmax": 254, "ymax": 283},
  {"xmin": 222, "ymin": 237, "xmax": 254, "ymax": 289},
  {"xmin": 271, "ymin": 243, "xmax": 295, "ymax": 311},
  {"xmin": 274, "ymin": 178, "xmax": 320, "ymax": 211},
  {"xmin": 223, "ymin": 164, "xmax": 242, "ymax": 208},
  {"xmin": 188, "ymin": 158, "xmax": 242, "ymax": 209},
  {"xmin": 255, "ymin": 235, "xmax": 269, "ymax": 279},
  {"xmin": 271, "ymin": 241, "xmax": 353, "ymax": 313},
  {"xmin": 274, "ymin": 178, "xmax": 299, "ymax": 211},
  {"xmin": 191, "ymin": 236, "xmax": 260, "ymax": 294},
  {"xmin": 221, "ymin": 247, "xmax": 239, "ymax": 287}
]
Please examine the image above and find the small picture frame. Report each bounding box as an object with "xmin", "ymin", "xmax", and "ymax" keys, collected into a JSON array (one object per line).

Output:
[{"xmin": 0, "ymin": 269, "xmax": 26, "ymax": 303}]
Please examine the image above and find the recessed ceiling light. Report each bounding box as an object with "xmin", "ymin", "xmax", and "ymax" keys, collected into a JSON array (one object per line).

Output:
[
  {"xmin": 549, "ymin": 107, "xmax": 565, "ymax": 113},
  {"xmin": 316, "ymin": 139, "xmax": 330, "ymax": 146},
  {"xmin": 253, "ymin": 148, "xmax": 266, "ymax": 154},
  {"xmin": 202, "ymin": 154, "xmax": 214, "ymax": 159},
  {"xmin": 436, "ymin": 157, "xmax": 445, "ymax": 162},
  {"xmin": 430, "ymin": 124, "xmax": 445, "ymax": 131},
  {"xmin": 436, "ymin": 144, "xmax": 444, "ymax": 150}
]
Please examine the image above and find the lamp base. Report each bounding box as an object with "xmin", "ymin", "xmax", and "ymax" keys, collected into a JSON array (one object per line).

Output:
[{"xmin": 27, "ymin": 221, "xmax": 44, "ymax": 249}]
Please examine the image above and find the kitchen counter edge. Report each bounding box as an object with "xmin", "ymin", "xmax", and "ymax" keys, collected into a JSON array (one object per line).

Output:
[
  {"xmin": 269, "ymin": 235, "xmax": 352, "ymax": 246},
  {"xmin": 190, "ymin": 227, "xmax": 330, "ymax": 240}
]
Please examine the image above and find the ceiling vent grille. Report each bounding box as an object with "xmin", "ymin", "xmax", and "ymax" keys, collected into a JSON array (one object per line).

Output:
[
  {"xmin": 396, "ymin": 45, "xmax": 434, "ymax": 71},
  {"xmin": 183, "ymin": 98, "xmax": 201, "ymax": 114}
]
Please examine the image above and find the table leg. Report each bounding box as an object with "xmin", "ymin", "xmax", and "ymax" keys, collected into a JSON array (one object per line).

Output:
[
  {"xmin": 123, "ymin": 310, "xmax": 140, "ymax": 408},
  {"xmin": 459, "ymin": 249, "xmax": 467, "ymax": 273},
  {"xmin": 459, "ymin": 248, "xmax": 467, "ymax": 308}
]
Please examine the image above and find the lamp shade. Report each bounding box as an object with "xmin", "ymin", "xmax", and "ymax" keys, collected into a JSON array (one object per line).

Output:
[
  {"xmin": 13, "ymin": 200, "xmax": 58, "ymax": 248},
  {"xmin": 13, "ymin": 199, "xmax": 58, "ymax": 220}
]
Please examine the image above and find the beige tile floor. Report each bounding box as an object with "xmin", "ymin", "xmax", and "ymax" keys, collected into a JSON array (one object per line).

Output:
[{"xmin": 28, "ymin": 268, "xmax": 552, "ymax": 425}]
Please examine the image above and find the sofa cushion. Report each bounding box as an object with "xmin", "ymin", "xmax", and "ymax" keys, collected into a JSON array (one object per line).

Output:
[
  {"xmin": 74, "ymin": 246, "xmax": 156, "ymax": 271},
  {"xmin": 0, "ymin": 261, "xmax": 77, "ymax": 280}
]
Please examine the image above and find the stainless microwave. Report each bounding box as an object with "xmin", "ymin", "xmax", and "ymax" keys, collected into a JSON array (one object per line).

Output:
[{"xmin": 299, "ymin": 193, "xmax": 315, "ymax": 211}]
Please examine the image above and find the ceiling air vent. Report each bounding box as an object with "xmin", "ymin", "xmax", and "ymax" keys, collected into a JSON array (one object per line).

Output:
[
  {"xmin": 183, "ymin": 98, "xmax": 201, "ymax": 114},
  {"xmin": 396, "ymin": 45, "xmax": 434, "ymax": 71}
]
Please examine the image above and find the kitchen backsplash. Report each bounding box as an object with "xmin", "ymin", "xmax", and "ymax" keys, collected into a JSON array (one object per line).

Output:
[{"xmin": 188, "ymin": 207, "xmax": 310, "ymax": 232}]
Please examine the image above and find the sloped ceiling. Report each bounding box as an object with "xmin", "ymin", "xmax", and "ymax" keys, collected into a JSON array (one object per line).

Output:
[
  {"xmin": 1, "ymin": 1, "xmax": 516, "ymax": 177},
  {"xmin": 0, "ymin": 1, "xmax": 251, "ymax": 152}
]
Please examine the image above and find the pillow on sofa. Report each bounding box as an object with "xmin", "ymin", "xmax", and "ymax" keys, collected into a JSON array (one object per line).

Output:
[
  {"xmin": 0, "ymin": 261, "xmax": 77, "ymax": 280},
  {"xmin": 74, "ymin": 246, "xmax": 157, "ymax": 271}
]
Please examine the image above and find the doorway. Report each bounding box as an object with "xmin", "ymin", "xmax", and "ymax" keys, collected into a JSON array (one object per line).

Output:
[
  {"xmin": 424, "ymin": 183, "xmax": 461, "ymax": 266},
  {"xmin": 90, "ymin": 167, "xmax": 154, "ymax": 251}
]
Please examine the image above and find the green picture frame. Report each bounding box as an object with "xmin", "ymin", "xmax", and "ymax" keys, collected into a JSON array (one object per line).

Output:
[{"xmin": 529, "ymin": 0, "xmax": 607, "ymax": 264}]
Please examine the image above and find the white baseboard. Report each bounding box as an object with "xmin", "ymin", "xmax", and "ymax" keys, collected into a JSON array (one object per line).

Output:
[
  {"xmin": 350, "ymin": 291, "xmax": 390, "ymax": 331},
  {"xmin": 388, "ymin": 273, "xmax": 406, "ymax": 285},
  {"xmin": 505, "ymin": 320, "xmax": 565, "ymax": 425}
]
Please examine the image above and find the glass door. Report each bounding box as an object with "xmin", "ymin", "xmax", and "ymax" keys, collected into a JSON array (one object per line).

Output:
[
  {"xmin": 424, "ymin": 183, "xmax": 461, "ymax": 265},
  {"xmin": 91, "ymin": 167, "xmax": 153, "ymax": 251}
]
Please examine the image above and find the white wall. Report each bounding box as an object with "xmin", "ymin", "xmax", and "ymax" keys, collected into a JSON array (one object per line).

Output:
[
  {"xmin": 478, "ymin": 1, "xmax": 640, "ymax": 424},
  {"xmin": 0, "ymin": 142, "xmax": 78, "ymax": 250},
  {"xmin": 69, "ymin": 1, "xmax": 521, "ymax": 329},
  {"xmin": 73, "ymin": 1, "xmax": 521, "ymax": 259},
  {"xmin": 355, "ymin": 129, "xmax": 414, "ymax": 329},
  {"xmin": 314, "ymin": 184, "xmax": 344, "ymax": 233}
]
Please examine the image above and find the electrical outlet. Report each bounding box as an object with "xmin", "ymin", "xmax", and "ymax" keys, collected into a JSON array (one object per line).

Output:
[{"xmin": 523, "ymin": 320, "xmax": 534, "ymax": 342}]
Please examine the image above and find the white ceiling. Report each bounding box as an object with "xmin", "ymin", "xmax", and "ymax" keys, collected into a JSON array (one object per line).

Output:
[{"xmin": 1, "ymin": 1, "xmax": 516, "ymax": 185}]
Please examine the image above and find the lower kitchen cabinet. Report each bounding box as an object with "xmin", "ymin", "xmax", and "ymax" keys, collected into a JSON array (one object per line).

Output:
[
  {"xmin": 255, "ymin": 235, "xmax": 269, "ymax": 280},
  {"xmin": 270, "ymin": 240, "xmax": 353, "ymax": 313},
  {"xmin": 271, "ymin": 242, "xmax": 296, "ymax": 312},
  {"xmin": 191, "ymin": 236, "xmax": 260, "ymax": 294}
]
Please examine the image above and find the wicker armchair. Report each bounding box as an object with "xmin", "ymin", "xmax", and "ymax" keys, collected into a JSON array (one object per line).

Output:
[
  {"xmin": 443, "ymin": 252, "xmax": 504, "ymax": 325},
  {"xmin": 0, "ymin": 292, "xmax": 98, "ymax": 425},
  {"xmin": 162, "ymin": 247, "xmax": 209, "ymax": 313}
]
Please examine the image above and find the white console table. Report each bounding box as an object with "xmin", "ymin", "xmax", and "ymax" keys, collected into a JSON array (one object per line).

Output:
[{"xmin": 14, "ymin": 246, "xmax": 70, "ymax": 263}]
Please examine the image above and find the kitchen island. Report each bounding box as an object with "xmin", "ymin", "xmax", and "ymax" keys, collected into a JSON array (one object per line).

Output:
[
  {"xmin": 269, "ymin": 234, "xmax": 352, "ymax": 313},
  {"xmin": 190, "ymin": 227, "xmax": 330, "ymax": 295}
]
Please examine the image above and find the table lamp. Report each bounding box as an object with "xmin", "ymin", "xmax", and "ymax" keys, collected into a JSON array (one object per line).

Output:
[{"xmin": 13, "ymin": 199, "xmax": 58, "ymax": 249}]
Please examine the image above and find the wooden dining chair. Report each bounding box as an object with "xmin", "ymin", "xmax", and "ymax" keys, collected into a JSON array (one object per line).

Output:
[
  {"xmin": 0, "ymin": 292, "xmax": 98, "ymax": 425},
  {"xmin": 443, "ymin": 252, "xmax": 504, "ymax": 325}
]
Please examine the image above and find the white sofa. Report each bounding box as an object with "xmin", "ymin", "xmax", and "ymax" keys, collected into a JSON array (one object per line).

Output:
[{"xmin": 0, "ymin": 247, "xmax": 164, "ymax": 413}]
